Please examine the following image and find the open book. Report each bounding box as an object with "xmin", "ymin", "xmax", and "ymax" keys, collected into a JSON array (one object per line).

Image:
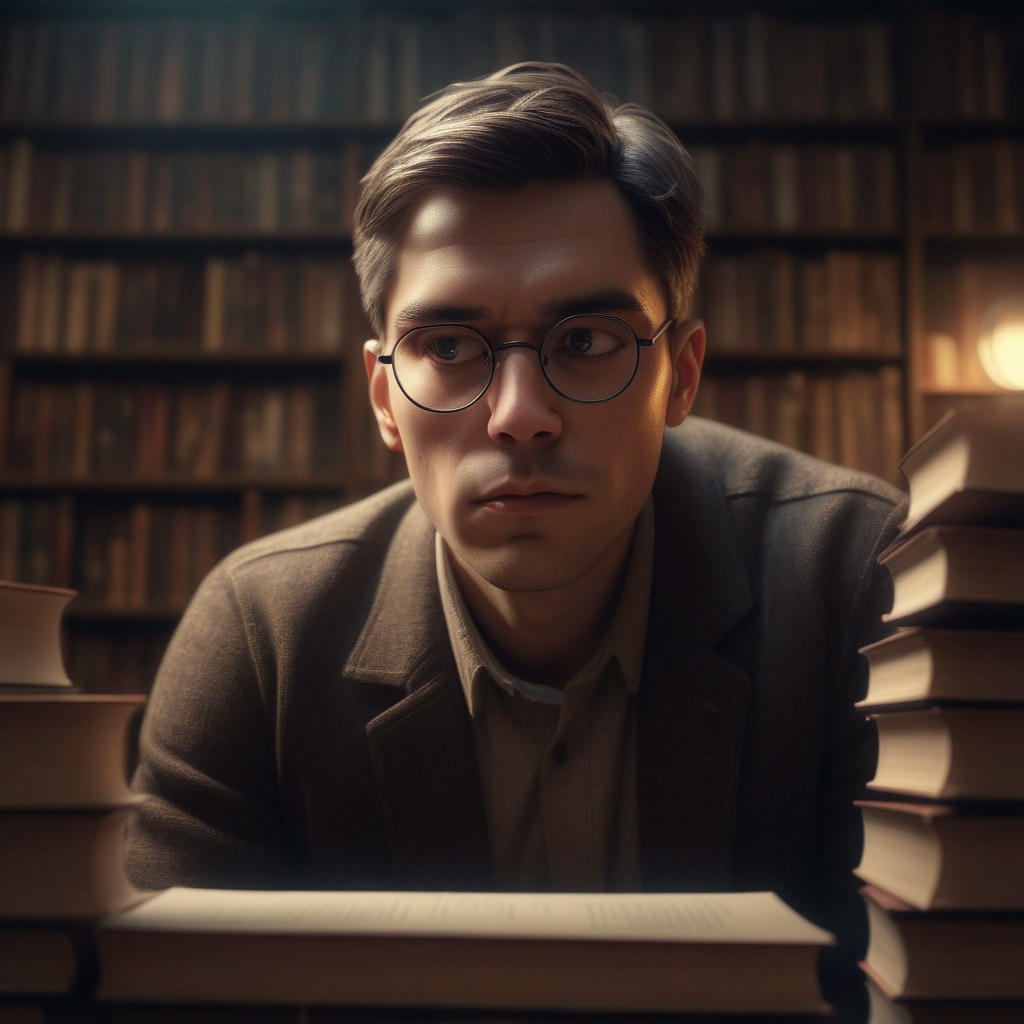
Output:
[{"xmin": 97, "ymin": 888, "xmax": 832, "ymax": 1014}]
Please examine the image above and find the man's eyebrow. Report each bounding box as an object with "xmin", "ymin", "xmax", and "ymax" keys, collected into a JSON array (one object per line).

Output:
[
  {"xmin": 540, "ymin": 289, "xmax": 646, "ymax": 319},
  {"xmin": 393, "ymin": 289, "xmax": 646, "ymax": 332},
  {"xmin": 392, "ymin": 302, "xmax": 488, "ymax": 330}
]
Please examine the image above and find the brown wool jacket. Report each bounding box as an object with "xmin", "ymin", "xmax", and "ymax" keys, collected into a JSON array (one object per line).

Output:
[{"xmin": 125, "ymin": 417, "xmax": 904, "ymax": 950}]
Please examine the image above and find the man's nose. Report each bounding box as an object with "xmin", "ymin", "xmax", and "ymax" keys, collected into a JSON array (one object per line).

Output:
[{"xmin": 485, "ymin": 343, "xmax": 563, "ymax": 445}]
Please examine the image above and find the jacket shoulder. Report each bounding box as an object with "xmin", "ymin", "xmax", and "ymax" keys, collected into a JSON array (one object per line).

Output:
[
  {"xmin": 180, "ymin": 479, "xmax": 424, "ymax": 645},
  {"xmin": 667, "ymin": 417, "xmax": 905, "ymax": 511},
  {"xmin": 221, "ymin": 479, "xmax": 418, "ymax": 576}
]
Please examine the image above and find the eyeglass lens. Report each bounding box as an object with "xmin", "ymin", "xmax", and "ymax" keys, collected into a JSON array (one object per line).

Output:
[{"xmin": 390, "ymin": 315, "xmax": 641, "ymax": 412}]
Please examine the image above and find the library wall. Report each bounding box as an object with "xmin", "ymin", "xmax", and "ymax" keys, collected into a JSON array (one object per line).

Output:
[{"xmin": 1, "ymin": 2, "xmax": 1021, "ymax": 692}]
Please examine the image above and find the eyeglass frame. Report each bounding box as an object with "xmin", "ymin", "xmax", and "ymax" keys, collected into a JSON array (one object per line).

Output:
[{"xmin": 376, "ymin": 312, "xmax": 675, "ymax": 413}]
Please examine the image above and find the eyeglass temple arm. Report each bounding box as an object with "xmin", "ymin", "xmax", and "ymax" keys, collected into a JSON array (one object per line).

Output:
[{"xmin": 640, "ymin": 317, "xmax": 675, "ymax": 346}]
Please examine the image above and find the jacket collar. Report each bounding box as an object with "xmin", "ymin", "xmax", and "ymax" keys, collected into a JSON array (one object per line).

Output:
[{"xmin": 344, "ymin": 426, "xmax": 754, "ymax": 890}]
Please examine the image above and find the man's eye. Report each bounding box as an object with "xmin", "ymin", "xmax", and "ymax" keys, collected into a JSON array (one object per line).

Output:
[
  {"xmin": 414, "ymin": 330, "xmax": 489, "ymax": 367},
  {"xmin": 430, "ymin": 336, "xmax": 461, "ymax": 361},
  {"xmin": 556, "ymin": 327, "xmax": 621, "ymax": 357},
  {"xmin": 566, "ymin": 329, "xmax": 593, "ymax": 354}
]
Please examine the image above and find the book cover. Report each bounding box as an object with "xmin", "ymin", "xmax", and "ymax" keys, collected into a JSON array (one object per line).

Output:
[
  {"xmin": 868, "ymin": 707, "xmax": 1024, "ymax": 801},
  {"xmin": 859, "ymin": 628, "xmax": 1024, "ymax": 707},
  {"xmin": 861, "ymin": 884, "xmax": 1024, "ymax": 999},
  {"xmin": 880, "ymin": 526, "xmax": 1024, "ymax": 627},
  {"xmin": 898, "ymin": 407, "xmax": 1024, "ymax": 535}
]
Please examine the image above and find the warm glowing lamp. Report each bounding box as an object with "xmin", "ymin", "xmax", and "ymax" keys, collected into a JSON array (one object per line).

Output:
[{"xmin": 978, "ymin": 300, "xmax": 1024, "ymax": 391}]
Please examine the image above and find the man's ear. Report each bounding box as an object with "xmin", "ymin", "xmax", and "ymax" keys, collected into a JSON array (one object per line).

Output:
[
  {"xmin": 363, "ymin": 340, "xmax": 404, "ymax": 452},
  {"xmin": 664, "ymin": 318, "xmax": 706, "ymax": 428}
]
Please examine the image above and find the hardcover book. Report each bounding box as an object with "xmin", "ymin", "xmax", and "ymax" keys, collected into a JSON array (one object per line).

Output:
[{"xmin": 856, "ymin": 802, "xmax": 1024, "ymax": 909}]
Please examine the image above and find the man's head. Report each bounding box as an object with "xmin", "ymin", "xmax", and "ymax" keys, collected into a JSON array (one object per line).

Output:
[
  {"xmin": 354, "ymin": 63, "xmax": 707, "ymax": 612},
  {"xmin": 353, "ymin": 61, "xmax": 706, "ymax": 338}
]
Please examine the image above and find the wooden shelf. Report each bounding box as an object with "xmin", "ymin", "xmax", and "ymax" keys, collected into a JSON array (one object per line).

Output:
[
  {"xmin": 706, "ymin": 229, "xmax": 903, "ymax": 248},
  {"xmin": 0, "ymin": 228, "xmax": 909, "ymax": 252},
  {"xmin": 0, "ymin": 231, "xmax": 353, "ymax": 251},
  {"xmin": 919, "ymin": 385, "xmax": 1019, "ymax": 397},
  {"xmin": 0, "ymin": 121, "xmax": 395, "ymax": 143},
  {"xmin": 66, "ymin": 602, "xmax": 183, "ymax": 623},
  {"xmin": 674, "ymin": 120, "xmax": 901, "ymax": 143},
  {"xmin": 7, "ymin": 350, "xmax": 348, "ymax": 376},
  {"xmin": 705, "ymin": 350, "xmax": 904, "ymax": 367},
  {"xmin": 0, "ymin": 475, "xmax": 351, "ymax": 494},
  {"xmin": 0, "ymin": 0, "xmax": 920, "ymax": 15},
  {"xmin": 0, "ymin": 118, "xmax": 903, "ymax": 145},
  {"xmin": 920, "ymin": 119, "xmax": 1024, "ymax": 141},
  {"xmin": 920, "ymin": 232, "xmax": 1024, "ymax": 250}
]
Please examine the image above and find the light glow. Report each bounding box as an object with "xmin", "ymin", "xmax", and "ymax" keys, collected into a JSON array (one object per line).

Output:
[{"xmin": 978, "ymin": 302, "xmax": 1024, "ymax": 391}]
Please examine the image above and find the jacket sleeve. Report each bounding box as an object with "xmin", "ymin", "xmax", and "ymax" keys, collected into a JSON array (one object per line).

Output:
[
  {"xmin": 123, "ymin": 559, "xmax": 297, "ymax": 890},
  {"xmin": 820, "ymin": 497, "xmax": 906, "ymax": 894},
  {"xmin": 798, "ymin": 494, "xmax": 906, "ymax": 1016}
]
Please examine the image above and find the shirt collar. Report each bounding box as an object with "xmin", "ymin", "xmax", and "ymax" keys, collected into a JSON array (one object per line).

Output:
[{"xmin": 436, "ymin": 498, "xmax": 654, "ymax": 717}]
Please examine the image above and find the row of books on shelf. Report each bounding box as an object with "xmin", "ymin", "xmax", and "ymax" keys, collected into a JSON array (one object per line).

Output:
[
  {"xmin": 0, "ymin": 494, "xmax": 342, "ymax": 599},
  {"xmin": 64, "ymin": 624, "xmax": 171, "ymax": 698},
  {"xmin": 0, "ymin": 586, "xmax": 834, "ymax": 1017},
  {"xmin": 0, "ymin": 11, "xmax": 896, "ymax": 126},
  {"xmin": 692, "ymin": 367, "xmax": 903, "ymax": 486},
  {"xmin": 922, "ymin": 141, "xmax": 1024, "ymax": 235},
  {"xmin": 9, "ymin": 253, "xmax": 361, "ymax": 355},
  {"xmin": 0, "ymin": 139, "xmax": 371, "ymax": 234},
  {"xmin": 692, "ymin": 143, "xmax": 899, "ymax": 235},
  {"xmin": 6, "ymin": 249, "xmax": 902, "ymax": 359},
  {"xmin": 696, "ymin": 249, "xmax": 902, "ymax": 354},
  {"xmin": 5, "ymin": 379, "xmax": 348, "ymax": 479},
  {"xmin": 75, "ymin": 503, "xmax": 238, "ymax": 612},
  {"xmin": 915, "ymin": 10, "xmax": 1024, "ymax": 120},
  {"xmin": 852, "ymin": 404, "xmax": 1024, "ymax": 1022},
  {"xmin": 0, "ymin": 138, "xmax": 903, "ymax": 238}
]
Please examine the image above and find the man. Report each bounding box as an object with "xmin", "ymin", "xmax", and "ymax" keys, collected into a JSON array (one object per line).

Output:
[{"xmin": 126, "ymin": 63, "xmax": 903, "ymax": 984}]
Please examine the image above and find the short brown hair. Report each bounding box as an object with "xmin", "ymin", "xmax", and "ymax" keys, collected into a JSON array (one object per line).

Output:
[{"xmin": 352, "ymin": 62, "xmax": 706, "ymax": 338}]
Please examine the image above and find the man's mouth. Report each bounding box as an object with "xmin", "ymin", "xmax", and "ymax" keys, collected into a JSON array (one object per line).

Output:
[{"xmin": 475, "ymin": 488, "xmax": 582, "ymax": 515}]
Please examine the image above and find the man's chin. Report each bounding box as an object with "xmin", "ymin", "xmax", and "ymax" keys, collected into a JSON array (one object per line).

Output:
[{"xmin": 453, "ymin": 538, "xmax": 594, "ymax": 596}]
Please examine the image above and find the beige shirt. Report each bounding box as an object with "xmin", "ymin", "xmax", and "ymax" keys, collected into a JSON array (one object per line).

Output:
[{"xmin": 435, "ymin": 501, "xmax": 653, "ymax": 891}]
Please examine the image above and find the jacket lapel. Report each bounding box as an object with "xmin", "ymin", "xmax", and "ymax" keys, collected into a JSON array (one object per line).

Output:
[
  {"xmin": 343, "ymin": 502, "xmax": 492, "ymax": 889},
  {"xmin": 364, "ymin": 674, "xmax": 493, "ymax": 889},
  {"xmin": 638, "ymin": 434, "xmax": 754, "ymax": 891}
]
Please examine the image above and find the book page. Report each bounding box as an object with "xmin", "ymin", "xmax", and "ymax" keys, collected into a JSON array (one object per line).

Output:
[{"xmin": 104, "ymin": 889, "xmax": 832, "ymax": 946}]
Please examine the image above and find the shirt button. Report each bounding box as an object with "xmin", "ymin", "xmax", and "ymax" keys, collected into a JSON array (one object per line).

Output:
[{"xmin": 551, "ymin": 741, "xmax": 568, "ymax": 764}]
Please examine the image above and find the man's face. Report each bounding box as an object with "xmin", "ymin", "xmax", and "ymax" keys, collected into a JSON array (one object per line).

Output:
[{"xmin": 365, "ymin": 180, "xmax": 704, "ymax": 596}]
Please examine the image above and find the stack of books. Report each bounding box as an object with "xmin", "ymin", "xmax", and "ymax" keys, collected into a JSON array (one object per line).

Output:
[
  {"xmin": 0, "ymin": 580, "xmax": 146, "ymax": 1018},
  {"xmin": 853, "ymin": 406, "xmax": 1024, "ymax": 1023}
]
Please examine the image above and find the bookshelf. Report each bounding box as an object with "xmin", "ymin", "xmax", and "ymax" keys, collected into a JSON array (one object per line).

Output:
[
  {"xmin": 0, "ymin": 1, "xmax": 1020, "ymax": 692},
  {"xmin": 908, "ymin": 6, "xmax": 1024, "ymax": 438}
]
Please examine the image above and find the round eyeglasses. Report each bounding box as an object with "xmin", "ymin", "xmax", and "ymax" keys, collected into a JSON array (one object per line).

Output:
[{"xmin": 377, "ymin": 313, "xmax": 674, "ymax": 413}]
